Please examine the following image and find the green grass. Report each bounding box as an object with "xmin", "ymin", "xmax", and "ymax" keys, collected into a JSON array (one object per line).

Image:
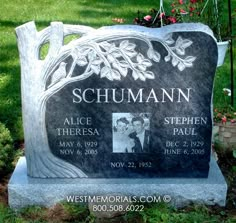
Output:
[
  {"xmin": 0, "ymin": 0, "xmax": 235, "ymax": 140},
  {"xmin": 0, "ymin": 0, "xmax": 160, "ymax": 141},
  {"xmin": 127, "ymin": 203, "xmax": 232, "ymax": 223},
  {"xmin": 0, "ymin": 202, "xmax": 235, "ymax": 223}
]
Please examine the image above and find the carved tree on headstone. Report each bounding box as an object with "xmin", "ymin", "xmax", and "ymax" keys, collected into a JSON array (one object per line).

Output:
[{"xmin": 16, "ymin": 22, "xmax": 196, "ymax": 178}]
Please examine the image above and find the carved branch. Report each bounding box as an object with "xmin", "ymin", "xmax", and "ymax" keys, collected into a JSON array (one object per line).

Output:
[
  {"xmin": 47, "ymin": 22, "xmax": 64, "ymax": 58},
  {"xmin": 41, "ymin": 71, "xmax": 94, "ymax": 104},
  {"xmin": 15, "ymin": 21, "xmax": 39, "ymax": 79},
  {"xmin": 151, "ymin": 35, "xmax": 196, "ymax": 71},
  {"xmin": 36, "ymin": 23, "xmax": 96, "ymax": 88},
  {"xmin": 41, "ymin": 22, "xmax": 64, "ymax": 87},
  {"xmin": 38, "ymin": 24, "xmax": 96, "ymax": 46}
]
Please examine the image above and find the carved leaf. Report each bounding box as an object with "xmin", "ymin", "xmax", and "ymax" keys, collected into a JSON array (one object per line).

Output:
[
  {"xmin": 137, "ymin": 53, "xmax": 152, "ymax": 70},
  {"xmin": 147, "ymin": 49, "xmax": 160, "ymax": 62},
  {"xmin": 132, "ymin": 70, "xmax": 139, "ymax": 80},
  {"xmin": 101, "ymin": 66, "xmax": 113, "ymax": 80},
  {"xmin": 100, "ymin": 41, "xmax": 112, "ymax": 51},
  {"xmin": 176, "ymin": 47, "xmax": 185, "ymax": 56},
  {"xmin": 138, "ymin": 64, "xmax": 147, "ymax": 72},
  {"xmin": 153, "ymin": 51, "xmax": 161, "ymax": 62},
  {"xmin": 91, "ymin": 58, "xmax": 102, "ymax": 65},
  {"xmin": 88, "ymin": 51, "xmax": 97, "ymax": 61},
  {"xmin": 177, "ymin": 62, "xmax": 185, "ymax": 71},
  {"xmin": 165, "ymin": 54, "xmax": 171, "ymax": 62},
  {"xmin": 120, "ymin": 40, "xmax": 135, "ymax": 51},
  {"xmin": 76, "ymin": 56, "xmax": 88, "ymax": 66},
  {"xmin": 165, "ymin": 33, "xmax": 175, "ymax": 45},
  {"xmin": 121, "ymin": 41, "xmax": 137, "ymax": 58},
  {"xmin": 183, "ymin": 56, "xmax": 196, "ymax": 67},
  {"xmin": 126, "ymin": 43, "xmax": 136, "ymax": 51},
  {"xmin": 132, "ymin": 70, "xmax": 146, "ymax": 81},
  {"xmin": 125, "ymin": 51, "xmax": 137, "ymax": 58},
  {"xmin": 181, "ymin": 39, "xmax": 193, "ymax": 49},
  {"xmin": 112, "ymin": 70, "xmax": 121, "ymax": 80},
  {"xmin": 119, "ymin": 60, "xmax": 129, "ymax": 68},
  {"xmin": 120, "ymin": 67, "xmax": 128, "ymax": 77},
  {"xmin": 147, "ymin": 48, "xmax": 153, "ymax": 59},
  {"xmin": 144, "ymin": 71, "xmax": 155, "ymax": 79},
  {"xmin": 112, "ymin": 61, "xmax": 128, "ymax": 77},
  {"xmin": 100, "ymin": 41, "xmax": 116, "ymax": 53},
  {"xmin": 175, "ymin": 36, "xmax": 183, "ymax": 48},
  {"xmin": 112, "ymin": 61, "xmax": 120, "ymax": 70},
  {"xmin": 108, "ymin": 43, "xmax": 116, "ymax": 53},
  {"xmin": 172, "ymin": 57, "xmax": 178, "ymax": 67},
  {"xmin": 175, "ymin": 36, "xmax": 193, "ymax": 56},
  {"xmin": 111, "ymin": 50, "xmax": 122, "ymax": 58},
  {"xmin": 120, "ymin": 40, "xmax": 129, "ymax": 49},
  {"xmin": 123, "ymin": 49, "xmax": 137, "ymax": 58},
  {"xmin": 142, "ymin": 59, "xmax": 152, "ymax": 67},
  {"xmin": 71, "ymin": 47, "xmax": 90, "ymax": 60},
  {"xmin": 107, "ymin": 54, "xmax": 116, "ymax": 63},
  {"xmin": 138, "ymin": 72, "xmax": 146, "ymax": 81},
  {"xmin": 81, "ymin": 48, "xmax": 91, "ymax": 56},
  {"xmin": 91, "ymin": 64, "xmax": 100, "ymax": 75},
  {"xmin": 137, "ymin": 53, "xmax": 144, "ymax": 63}
]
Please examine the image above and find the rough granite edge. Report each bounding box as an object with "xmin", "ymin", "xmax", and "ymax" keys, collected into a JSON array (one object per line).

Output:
[{"xmin": 97, "ymin": 23, "xmax": 216, "ymax": 41}]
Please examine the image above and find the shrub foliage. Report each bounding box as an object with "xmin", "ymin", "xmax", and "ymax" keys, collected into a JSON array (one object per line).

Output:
[{"xmin": 0, "ymin": 122, "xmax": 14, "ymax": 175}]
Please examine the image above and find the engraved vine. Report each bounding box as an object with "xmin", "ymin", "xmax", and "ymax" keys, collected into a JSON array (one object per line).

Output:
[{"xmin": 47, "ymin": 34, "xmax": 196, "ymax": 89}]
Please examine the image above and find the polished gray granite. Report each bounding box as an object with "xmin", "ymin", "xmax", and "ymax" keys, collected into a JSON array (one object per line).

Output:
[{"xmin": 8, "ymin": 156, "xmax": 227, "ymax": 209}]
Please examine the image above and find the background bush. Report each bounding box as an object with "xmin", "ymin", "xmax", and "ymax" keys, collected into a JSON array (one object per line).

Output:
[{"xmin": 0, "ymin": 122, "xmax": 14, "ymax": 176}]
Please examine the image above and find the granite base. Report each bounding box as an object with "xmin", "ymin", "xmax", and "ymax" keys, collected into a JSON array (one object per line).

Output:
[{"xmin": 8, "ymin": 157, "xmax": 227, "ymax": 209}]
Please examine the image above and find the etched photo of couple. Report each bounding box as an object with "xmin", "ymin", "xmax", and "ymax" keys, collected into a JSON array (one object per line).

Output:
[{"xmin": 112, "ymin": 113, "xmax": 150, "ymax": 153}]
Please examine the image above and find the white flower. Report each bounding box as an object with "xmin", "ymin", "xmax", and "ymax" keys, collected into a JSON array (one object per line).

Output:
[{"xmin": 223, "ymin": 88, "xmax": 231, "ymax": 96}]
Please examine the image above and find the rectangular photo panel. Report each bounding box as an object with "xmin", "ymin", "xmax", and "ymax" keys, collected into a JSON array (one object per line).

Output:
[{"xmin": 112, "ymin": 113, "xmax": 151, "ymax": 153}]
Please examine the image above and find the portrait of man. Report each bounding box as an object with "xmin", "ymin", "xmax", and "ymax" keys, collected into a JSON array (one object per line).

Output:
[{"xmin": 129, "ymin": 116, "xmax": 150, "ymax": 153}]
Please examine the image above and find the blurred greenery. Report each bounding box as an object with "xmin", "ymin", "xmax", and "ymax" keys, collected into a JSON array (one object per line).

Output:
[
  {"xmin": 0, "ymin": 201, "xmax": 235, "ymax": 223},
  {"xmin": 0, "ymin": 122, "xmax": 14, "ymax": 176}
]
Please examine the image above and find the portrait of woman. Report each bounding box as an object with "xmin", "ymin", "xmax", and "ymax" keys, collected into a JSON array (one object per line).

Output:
[{"xmin": 112, "ymin": 117, "xmax": 135, "ymax": 153}]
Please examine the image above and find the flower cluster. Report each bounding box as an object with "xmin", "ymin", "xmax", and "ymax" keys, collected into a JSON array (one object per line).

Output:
[
  {"xmin": 214, "ymin": 88, "xmax": 236, "ymax": 124},
  {"xmin": 133, "ymin": 9, "xmax": 177, "ymax": 28},
  {"xmin": 170, "ymin": 0, "xmax": 205, "ymax": 23},
  {"xmin": 133, "ymin": 1, "xmax": 206, "ymax": 28},
  {"xmin": 214, "ymin": 108, "xmax": 236, "ymax": 124}
]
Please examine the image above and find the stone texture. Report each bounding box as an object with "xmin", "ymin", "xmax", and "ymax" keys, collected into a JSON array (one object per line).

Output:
[
  {"xmin": 45, "ymin": 27, "xmax": 217, "ymax": 178},
  {"xmin": 223, "ymin": 132, "xmax": 232, "ymax": 138},
  {"xmin": 16, "ymin": 22, "xmax": 218, "ymax": 178},
  {"xmin": 88, "ymin": 194, "xmax": 130, "ymax": 219},
  {"xmin": 230, "ymin": 137, "xmax": 236, "ymax": 143},
  {"xmin": 8, "ymin": 157, "xmax": 227, "ymax": 210},
  {"xmin": 215, "ymin": 123, "xmax": 236, "ymax": 148},
  {"xmin": 230, "ymin": 128, "xmax": 236, "ymax": 133}
]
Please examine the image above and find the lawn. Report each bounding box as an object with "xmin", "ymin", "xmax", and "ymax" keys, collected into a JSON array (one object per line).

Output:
[
  {"xmin": 0, "ymin": 0, "xmax": 236, "ymax": 222},
  {"xmin": 0, "ymin": 0, "xmax": 235, "ymax": 140}
]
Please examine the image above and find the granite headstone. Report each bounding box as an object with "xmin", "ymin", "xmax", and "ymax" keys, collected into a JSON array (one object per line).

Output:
[
  {"xmin": 8, "ymin": 22, "xmax": 228, "ymax": 209},
  {"xmin": 16, "ymin": 22, "xmax": 217, "ymax": 178}
]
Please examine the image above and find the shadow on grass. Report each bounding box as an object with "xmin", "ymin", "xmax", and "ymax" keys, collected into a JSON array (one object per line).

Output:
[
  {"xmin": 0, "ymin": 19, "xmax": 126, "ymax": 30},
  {"xmin": 0, "ymin": 1, "xmax": 157, "ymax": 29}
]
